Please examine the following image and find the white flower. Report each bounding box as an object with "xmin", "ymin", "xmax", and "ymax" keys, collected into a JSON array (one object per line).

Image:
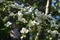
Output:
[
  {"xmin": 10, "ymin": 3, "xmax": 24, "ymax": 9},
  {"xmin": 25, "ymin": 6, "xmax": 30, "ymax": 10},
  {"xmin": 14, "ymin": 3, "xmax": 18, "ymax": 6},
  {"xmin": 16, "ymin": 3, "xmax": 24, "ymax": 9},
  {"xmin": 51, "ymin": 30, "xmax": 58, "ymax": 37},
  {"xmin": 3, "ymin": 16, "xmax": 8, "ymax": 22},
  {"xmin": 28, "ymin": 7, "xmax": 34, "ymax": 12},
  {"xmin": 23, "ymin": 8, "xmax": 26, "ymax": 11},
  {"xmin": 35, "ymin": 9, "xmax": 39, "ymax": 12},
  {"xmin": 30, "ymin": 20, "xmax": 36, "ymax": 26},
  {"xmin": 20, "ymin": 27, "xmax": 29, "ymax": 34},
  {"xmin": 20, "ymin": 36, "xmax": 24, "ymax": 39},
  {"xmin": 20, "ymin": 18, "xmax": 27, "ymax": 23},
  {"xmin": 31, "ymin": 20, "xmax": 36, "ymax": 25},
  {"xmin": 51, "ymin": 30, "xmax": 58, "ymax": 34},
  {"xmin": 49, "ymin": 37, "xmax": 52, "ymax": 40},
  {"xmin": 4, "ymin": 21, "xmax": 12, "ymax": 27},
  {"xmin": 3, "ymin": 8, "xmax": 5, "ymax": 11},
  {"xmin": 9, "ymin": 12, "xmax": 14, "ymax": 16},
  {"xmin": 18, "ymin": 11, "xmax": 23, "ymax": 21},
  {"xmin": 31, "ymin": 20, "xmax": 39, "ymax": 25},
  {"xmin": 28, "ymin": 20, "xmax": 38, "ymax": 27},
  {"xmin": 25, "ymin": 12, "xmax": 30, "ymax": 14},
  {"xmin": 35, "ymin": 11, "xmax": 41, "ymax": 17},
  {"xmin": 47, "ymin": 30, "xmax": 51, "ymax": 33},
  {"xmin": 18, "ymin": 11, "xmax": 27, "ymax": 23},
  {"xmin": 10, "ymin": 4, "xmax": 16, "ymax": 8},
  {"xmin": 36, "ymin": 22, "xmax": 39, "ymax": 25},
  {"xmin": 35, "ymin": 9, "xmax": 39, "ymax": 16},
  {"xmin": 20, "ymin": 35, "xmax": 26, "ymax": 39},
  {"xmin": 18, "ymin": 11, "xmax": 23, "ymax": 16}
]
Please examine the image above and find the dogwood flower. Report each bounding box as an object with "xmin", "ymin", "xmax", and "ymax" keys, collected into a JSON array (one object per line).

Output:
[
  {"xmin": 51, "ymin": 30, "xmax": 58, "ymax": 34},
  {"xmin": 9, "ymin": 12, "xmax": 14, "ymax": 16},
  {"xmin": 4, "ymin": 21, "xmax": 12, "ymax": 27},
  {"xmin": 20, "ymin": 18, "xmax": 27, "ymax": 23},
  {"xmin": 10, "ymin": 3, "xmax": 24, "ymax": 9},
  {"xmin": 28, "ymin": 7, "xmax": 34, "ymax": 12},
  {"xmin": 28, "ymin": 20, "xmax": 39, "ymax": 27},
  {"xmin": 20, "ymin": 27, "xmax": 29, "ymax": 34},
  {"xmin": 18, "ymin": 11, "xmax": 23, "ymax": 21},
  {"xmin": 51, "ymin": 30, "xmax": 58, "ymax": 37}
]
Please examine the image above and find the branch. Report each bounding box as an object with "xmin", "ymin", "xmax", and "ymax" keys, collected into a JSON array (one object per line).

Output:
[{"xmin": 45, "ymin": 0, "xmax": 50, "ymax": 15}]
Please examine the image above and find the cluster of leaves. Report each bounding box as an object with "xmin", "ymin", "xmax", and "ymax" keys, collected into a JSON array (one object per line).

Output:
[{"xmin": 0, "ymin": 0, "xmax": 60, "ymax": 40}]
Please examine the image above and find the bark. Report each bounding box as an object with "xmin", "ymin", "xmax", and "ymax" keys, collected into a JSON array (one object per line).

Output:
[
  {"xmin": 10, "ymin": 27, "xmax": 20, "ymax": 40},
  {"xmin": 45, "ymin": 0, "xmax": 50, "ymax": 15}
]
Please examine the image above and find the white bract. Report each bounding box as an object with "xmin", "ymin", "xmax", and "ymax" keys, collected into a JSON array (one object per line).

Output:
[
  {"xmin": 9, "ymin": 12, "xmax": 14, "ymax": 16},
  {"xmin": 51, "ymin": 30, "xmax": 58, "ymax": 34},
  {"xmin": 47, "ymin": 30, "xmax": 51, "ymax": 33},
  {"xmin": 51, "ymin": 30, "xmax": 58, "ymax": 37},
  {"xmin": 49, "ymin": 37, "xmax": 52, "ymax": 40},
  {"xmin": 23, "ymin": 8, "xmax": 27, "ymax": 11},
  {"xmin": 31, "ymin": 20, "xmax": 36, "ymax": 25},
  {"xmin": 28, "ymin": 20, "xmax": 36, "ymax": 27},
  {"xmin": 3, "ymin": 16, "xmax": 8, "ymax": 22},
  {"xmin": 20, "ymin": 35, "xmax": 26, "ymax": 39},
  {"xmin": 20, "ymin": 36, "xmax": 23, "ymax": 39},
  {"xmin": 28, "ymin": 7, "xmax": 34, "ymax": 12},
  {"xmin": 35, "ymin": 9, "xmax": 39, "ymax": 16},
  {"xmin": 18, "ymin": 11, "xmax": 23, "ymax": 21},
  {"xmin": 25, "ymin": 11, "xmax": 31, "ymax": 14},
  {"xmin": 10, "ymin": 4, "xmax": 16, "ymax": 8},
  {"xmin": 20, "ymin": 27, "xmax": 29, "ymax": 34},
  {"xmin": 18, "ymin": 11, "xmax": 23, "ymax": 16},
  {"xmin": 4, "ymin": 21, "xmax": 12, "ymax": 27},
  {"xmin": 28, "ymin": 20, "xmax": 40, "ymax": 27},
  {"xmin": 10, "ymin": 3, "xmax": 24, "ymax": 9},
  {"xmin": 20, "ymin": 18, "xmax": 27, "ymax": 23},
  {"xmin": 25, "ymin": 6, "xmax": 30, "ymax": 10}
]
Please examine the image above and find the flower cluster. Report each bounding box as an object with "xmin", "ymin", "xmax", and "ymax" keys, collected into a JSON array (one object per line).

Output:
[
  {"xmin": 4, "ymin": 21, "xmax": 12, "ymax": 27},
  {"xmin": 1, "ymin": 1, "xmax": 60, "ymax": 40},
  {"xmin": 20, "ymin": 27, "xmax": 29, "ymax": 34}
]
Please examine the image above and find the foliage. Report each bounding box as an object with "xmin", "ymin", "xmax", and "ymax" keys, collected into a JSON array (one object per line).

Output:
[{"xmin": 0, "ymin": 0, "xmax": 60, "ymax": 40}]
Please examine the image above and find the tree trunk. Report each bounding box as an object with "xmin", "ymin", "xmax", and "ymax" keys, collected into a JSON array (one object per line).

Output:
[{"xmin": 10, "ymin": 27, "xmax": 20, "ymax": 40}]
